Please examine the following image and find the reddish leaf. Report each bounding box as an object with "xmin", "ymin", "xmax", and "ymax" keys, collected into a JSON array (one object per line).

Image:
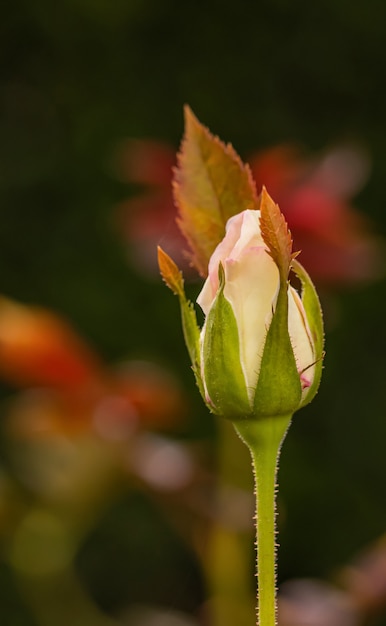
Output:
[
  {"xmin": 259, "ymin": 187, "xmax": 296, "ymax": 278},
  {"xmin": 157, "ymin": 246, "xmax": 184, "ymax": 296},
  {"xmin": 174, "ymin": 106, "xmax": 258, "ymax": 276}
]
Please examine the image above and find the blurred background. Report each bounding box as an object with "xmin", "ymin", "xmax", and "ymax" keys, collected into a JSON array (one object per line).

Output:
[{"xmin": 1, "ymin": 1, "xmax": 386, "ymax": 625}]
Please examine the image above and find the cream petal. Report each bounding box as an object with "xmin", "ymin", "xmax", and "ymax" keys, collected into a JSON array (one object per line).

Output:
[
  {"xmin": 205, "ymin": 210, "xmax": 265, "ymax": 300},
  {"xmin": 288, "ymin": 286, "xmax": 315, "ymax": 390},
  {"xmin": 198, "ymin": 210, "xmax": 264, "ymax": 314},
  {"xmin": 231, "ymin": 210, "xmax": 265, "ymax": 260},
  {"xmin": 206, "ymin": 211, "xmax": 245, "ymax": 298},
  {"xmin": 196, "ymin": 274, "xmax": 214, "ymax": 316},
  {"xmin": 224, "ymin": 246, "xmax": 279, "ymax": 399}
]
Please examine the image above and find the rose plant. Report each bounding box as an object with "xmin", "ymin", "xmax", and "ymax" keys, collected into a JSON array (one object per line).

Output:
[{"xmin": 158, "ymin": 108, "xmax": 324, "ymax": 626}]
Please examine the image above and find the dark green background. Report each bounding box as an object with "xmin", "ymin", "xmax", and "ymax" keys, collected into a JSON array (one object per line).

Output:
[{"xmin": 1, "ymin": 0, "xmax": 386, "ymax": 623}]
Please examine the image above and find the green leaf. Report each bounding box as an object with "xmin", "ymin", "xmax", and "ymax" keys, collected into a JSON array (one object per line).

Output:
[
  {"xmin": 203, "ymin": 265, "xmax": 251, "ymax": 418},
  {"xmin": 291, "ymin": 258, "xmax": 325, "ymax": 408},
  {"xmin": 174, "ymin": 106, "xmax": 259, "ymax": 277},
  {"xmin": 253, "ymin": 284, "xmax": 302, "ymax": 418}
]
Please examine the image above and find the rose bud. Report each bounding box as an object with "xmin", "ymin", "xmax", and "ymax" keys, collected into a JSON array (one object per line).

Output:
[{"xmin": 159, "ymin": 189, "xmax": 323, "ymax": 421}]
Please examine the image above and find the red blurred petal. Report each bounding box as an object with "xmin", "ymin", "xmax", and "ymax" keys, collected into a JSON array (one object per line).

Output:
[
  {"xmin": 113, "ymin": 139, "xmax": 175, "ymax": 186},
  {"xmin": 249, "ymin": 145, "xmax": 382, "ymax": 285},
  {"xmin": 112, "ymin": 361, "xmax": 187, "ymax": 431},
  {"xmin": 114, "ymin": 137, "xmax": 383, "ymax": 286}
]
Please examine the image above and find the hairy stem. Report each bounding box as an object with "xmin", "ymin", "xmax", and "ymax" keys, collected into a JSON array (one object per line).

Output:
[{"xmin": 234, "ymin": 414, "xmax": 292, "ymax": 626}]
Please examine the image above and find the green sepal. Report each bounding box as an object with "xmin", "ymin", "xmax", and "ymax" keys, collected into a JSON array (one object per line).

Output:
[
  {"xmin": 291, "ymin": 258, "xmax": 324, "ymax": 409},
  {"xmin": 253, "ymin": 282, "xmax": 302, "ymax": 418},
  {"xmin": 203, "ymin": 264, "xmax": 251, "ymax": 418},
  {"xmin": 179, "ymin": 292, "xmax": 205, "ymax": 398},
  {"xmin": 157, "ymin": 246, "xmax": 204, "ymax": 397}
]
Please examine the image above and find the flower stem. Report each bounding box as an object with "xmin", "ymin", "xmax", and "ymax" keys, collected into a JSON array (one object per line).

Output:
[{"xmin": 234, "ymin": 414, "xmax": 292, "ymax": 626}]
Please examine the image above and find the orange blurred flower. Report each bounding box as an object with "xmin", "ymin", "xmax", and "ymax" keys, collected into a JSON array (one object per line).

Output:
[
  {"xmin": 0, "ymin": 297, "xmax": 102, "ymax": 391},
  {"xmin": 0, "ymin": 297, "xmax": 187, "ymax": 438}
]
